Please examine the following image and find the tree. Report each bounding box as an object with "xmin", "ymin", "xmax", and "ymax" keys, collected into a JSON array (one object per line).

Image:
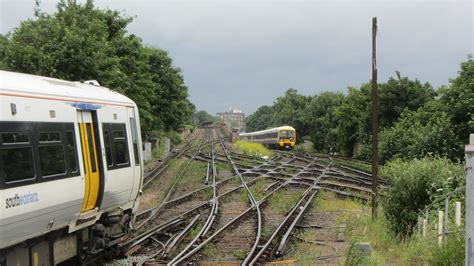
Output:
[
  {"xmin": 271, "ymin": 88, "xmax": 311, "ymax": 140},
  {"xmin": 0, "ymin": 0, "xmax": 194, "ymax": 139},
  {"xmin": 195, "ymin": 110, "xmax": 216, "ymax": 126},
  {"xmin": 379, "ymin": 101, "xmax": 458, "ymax": 162},
  {"xmin": 245, "ymin": 105, "xmax": 274, "ymax": 132},
  {"xmin": 334, "ymin": 85, "xmax": 371, "ymax": 156},
  {"xmin": 439, "ymin": 55, "xmax": 474, "ymax": 158},
  {"xmin": 378, "ymin": 72, "xmax": 436, "ymax": 128},
  {"xmin": 306, "ymin": 92, "xmax": 344, "ymax": 152}
]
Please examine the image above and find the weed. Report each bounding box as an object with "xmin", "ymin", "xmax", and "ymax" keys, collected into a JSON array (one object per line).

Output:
[
  {"xmin": 201, "ymin": 243, "xmax": 218, "ymax": 257},
  {"xmin": 233, "ymin": 248, "xmax": 247, "ymax": 260},
  {"xmin": 189, "ymin": 224, "xmax": 203, "ymax": 239},
  {"xmin": 234, "ymin": 140, "xmax": 274, "ymax": 158},
  {"xmin": 268, "ymin": 189, "xmax": 302, "ymax": 215}
]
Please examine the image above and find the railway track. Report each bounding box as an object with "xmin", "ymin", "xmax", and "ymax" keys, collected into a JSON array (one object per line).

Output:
[{"xmin": 109, "ymin": 127, "xmax": 380, "ymax": 265}]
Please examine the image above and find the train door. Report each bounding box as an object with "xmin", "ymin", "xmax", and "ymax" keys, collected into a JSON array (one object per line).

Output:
[
  {"xmin": 127, "ymin": 107, "xmax": 142, "ymax": 199},
  {"xmin": 77, "ymin": 111, "xmax": 101, "ymax": 212}
]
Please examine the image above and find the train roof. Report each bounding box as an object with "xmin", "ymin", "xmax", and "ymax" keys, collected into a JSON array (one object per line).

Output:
[
  {"xmin": 239, "ymin": 126, "xmax": 295, "ymax": 136},
  {"xmin": 0, "ymin": 70, "xmax": 136, "ymax": 107}
]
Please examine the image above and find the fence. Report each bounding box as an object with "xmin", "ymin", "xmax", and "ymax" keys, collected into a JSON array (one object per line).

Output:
[{"xmin": 417, "ymin": 186, "xmax": 465, "ymax": 245}]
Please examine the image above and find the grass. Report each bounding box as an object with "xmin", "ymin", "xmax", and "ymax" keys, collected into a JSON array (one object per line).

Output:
[
  {"xmin": 333, "ymin": 157, "xmax": 372, "ymax": 173},
  {"xmin": 234, "ymin": 140, "xmax": 274, "ymax": 158},
  {"xmin": 281, "ymin": 191, "xmax": 363, "ymax": 264},
  {"xmin": 189, "ymin": 224, "xmax": 203, "ymax": 239},
  {"xmin": 314, "ymin": 190, "xmax": 362, "ymax": 212},
  {"xmin": 216, "ymin": 161, "xmax": 233, "ymax": 173},
  {"xmin": 249, "ymin": 178, "xmax": 270, "ymax": 201},
  {"xmin": 268, "ymin": 189, "xmax": 303, "ymax": 215},
  {"xmin": 233, "ymin": 248, "xmax": 247, "ymax": 260},
  {"xmin": 344, "ymin": 207, "xmax": 465, "ymax": 265},
  {"xmin": 139, "ymin": 159, "xmax": 185, "ymax": 210},
  {"xmin": 201, "ymin": 242, "xmax": 218, "ymax": 257},
  {"xmin": 144, "ymin": 139, "xmax": 168, "ymax": 165}
]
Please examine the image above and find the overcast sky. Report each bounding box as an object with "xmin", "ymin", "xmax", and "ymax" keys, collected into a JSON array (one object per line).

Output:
[{"xmin": 1, "ymin": 0, "xmax": 472, "ymax": 115}]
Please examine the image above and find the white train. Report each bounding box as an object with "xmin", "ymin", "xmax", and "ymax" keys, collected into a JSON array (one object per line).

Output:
[
  {"xmin": 0, "ymin": 70, "xmax": 143, "ymax": 265},
  {"xmin": 239, "ymin": 126, "xmax": 296, "ymax": 149}
]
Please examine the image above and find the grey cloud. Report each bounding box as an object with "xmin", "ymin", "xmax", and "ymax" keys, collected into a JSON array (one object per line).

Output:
[{"xmin": 1, "ymin": 0, "xmax": 472, "ymax": 115}]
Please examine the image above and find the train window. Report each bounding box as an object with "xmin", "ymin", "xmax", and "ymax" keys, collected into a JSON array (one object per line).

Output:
[
  {"xmin": 130, "ymin": 117, "xmax": 140, "ymax": 166},
  {"xmin": 86, "ymin": 124, "xmax": 97, "ymax": 173},
  {"xmin": 0, "ymin": 122, "xmax": 80, "ymax": 189},
  {"xmin": 39, "ymin": 145, "xmax": 66, "ymax": 177},
  {"xmin": 114, "ymin": 131, "xmax": 125, "ymax": 139},
  {"xmin": 103, "ymin": 130, "xmax": 113, "ymax": 167},
  {"xmin": 2, "ymin": 147, "xmax": 35, "ymax": 183},
  {"xmin": 39, "ymin": 132, "xmax": 61, "ymax": 142},
  {"xmin": 102, "ymin": 123, "xmax": 130, "ymax": 169},
  {"xmin": 113, "ymin": 130, "xmax": 129, "ymax": 165},
  {"xmin": 66, "ymin": 131, "xmax": 78, "ymax": 173},
  {"xmin": 2, "ymin": 132, "xmax": 29, "ymax": 144},
  {"xmin": 114, "ymin": 141, "xmax": 128, "ymax": 165}
]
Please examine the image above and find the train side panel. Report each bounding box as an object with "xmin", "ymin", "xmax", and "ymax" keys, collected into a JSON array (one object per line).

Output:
[{"xmin": 0, "ymin": 95, "xmax": 85, "ymax": 249}]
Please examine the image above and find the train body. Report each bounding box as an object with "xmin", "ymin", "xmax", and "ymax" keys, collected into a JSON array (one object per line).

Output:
[
  {"xmin": 0, "ymin": 70, "xmax": 143, "ymax": 265},
  {"xmin": 239, "ymin": 126, "xmax": 296, "ymax": 149}
]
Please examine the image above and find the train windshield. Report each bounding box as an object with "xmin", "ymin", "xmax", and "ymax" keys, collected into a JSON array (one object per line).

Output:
[{"xmin": 279, "ymin": 130, "xmax": 295, "ymax": 139}]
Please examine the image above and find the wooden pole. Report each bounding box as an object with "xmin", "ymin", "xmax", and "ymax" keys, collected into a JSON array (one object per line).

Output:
[
  {"xmin": 438, "ymin": 210, "xmax": 444, "ymax": 246},
  {"xmin": 371, "ymin": 17, "xmax": 378, "ymax": 220},
  {"xmin": 455, "ymin": 201, "xmax": 461, "ymax": 227}
]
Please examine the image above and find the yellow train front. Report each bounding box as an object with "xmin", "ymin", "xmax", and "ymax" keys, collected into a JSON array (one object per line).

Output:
[
  {"xmin": 277, "ymin": 126, "xmax": 296, "ymax": 149},
  {"xmin": 239, "ymin": 126, "xmax": 296, "ymax": 149}
]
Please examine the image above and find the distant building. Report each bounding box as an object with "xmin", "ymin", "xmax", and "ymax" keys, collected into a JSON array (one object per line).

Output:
[{"xmin": 217, "ymin": 108, "xmax": 245, "ymax": 132}]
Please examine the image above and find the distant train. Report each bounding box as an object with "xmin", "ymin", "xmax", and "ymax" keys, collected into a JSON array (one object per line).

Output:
[
  {"xmin": 0, "ymin": 70, "xmax": 143, "ymax": 265},
  {"xmin": 239, "ymin": 126, "xmax": 296, "ymax": 149}
]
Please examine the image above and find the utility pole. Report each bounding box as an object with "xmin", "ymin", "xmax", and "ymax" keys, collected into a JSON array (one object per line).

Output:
[{"xmin": 371, "ymin": 17, "xmax": 378, "ymax": 220}]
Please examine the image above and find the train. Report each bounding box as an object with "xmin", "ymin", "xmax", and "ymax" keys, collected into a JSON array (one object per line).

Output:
[
  {"xmin": 0, "ymin": 70, "xmax": 143, "ymax": 265},
  {"xmin": 239, "ymin": 126, "xmax": 296, "ymax": 149}
]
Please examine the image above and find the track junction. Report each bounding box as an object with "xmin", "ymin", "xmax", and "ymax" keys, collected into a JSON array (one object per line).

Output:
[{"xmin": 111, "ymin": 127, "xmax": 385, "ymax": 265}]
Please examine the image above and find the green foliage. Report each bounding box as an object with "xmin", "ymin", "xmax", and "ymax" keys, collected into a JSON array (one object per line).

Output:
[
  {"xmin": 234, "ymin": 140, "xmax": 273, "ymax": 157},
  {"xmin": 381, "ymin": 157, "xmax": 465, "ymax": 237},
  {"xmin": 271, "ymin": 88, "xmax": 312, "ymax": 140},
  {"xmin": 163, "ymin": 130, "xmax": 182, "ymax": 145},
  {"xmin": 0, "ymin": 0, "xmax": 195, "ymax": 139},
  {"xmin": 345, "ymin": 206, "xmax": 465, "ymax": 265},
  {"xmin": 379, "ymin": 101, "xmax": 458, "ymax": 162},
  {"xmin": 378, "ymin": 72, "xmax": 436, "ymax": 128},
  {"xmin": 439, "ymin": 55, "xmax": 474, "ymax": 158},
  {"xmin": 428, "ymin": 232, "xmax": 465, "ymax": 265},
  {"xmin": 293, "ymin": 142, "xmax": 314, "ymax": 153},
  {"xmin": 194, "ymin": 110, "xmax": 216, "ymax": 126},
  {"xmin": 334, "ymin": 85, "xmax": 371, "ymax": 156},
  {"xmin": 307, "ymin": 91, "xmax": 344, "ymax": 152},
  {"xmin": 245, "ymin": 105, "xmax": 274, "ymax": 132}
]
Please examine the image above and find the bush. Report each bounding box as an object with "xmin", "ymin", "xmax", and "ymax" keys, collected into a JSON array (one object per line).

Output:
[
  {"xmin": 234, "ymin": 140, "xmax": 273, "ymax": 157},
  {"xmin": 164, "ymin": 130, "xmax": 182, "ymax": 145},
  {"xmin": 381, "ymin": 157, "xmax": 464, "ymax": 237},
  {"xmin": 293, "ymin": 141, "xmax": 314, "ymax": 152}
]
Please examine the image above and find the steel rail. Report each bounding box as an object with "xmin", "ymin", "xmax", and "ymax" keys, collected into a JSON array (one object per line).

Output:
[
  {"xmin": 143, "ymin": 131, "xmax": 198, "ymax": 189},
  {"xmin": 167, "ymin": 128, "xmax": 220, "ymax": 265},
  {"xmin": 135, "ymin": 130, "xmax": 207, "ymax": 230},
  {"xmin": 247, "ymin": 158, "xmax": 330, "ymax": 265}
]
